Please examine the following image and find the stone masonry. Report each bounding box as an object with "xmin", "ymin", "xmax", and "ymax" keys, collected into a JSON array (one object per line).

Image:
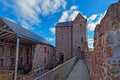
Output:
[{"xmin": 86, "ymin": 1, "xmax": 120, "ymax": 80}]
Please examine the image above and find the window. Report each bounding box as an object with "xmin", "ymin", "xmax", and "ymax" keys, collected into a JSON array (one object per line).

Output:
[
  {"xmin": 47, "ymin": 50, "xmax": 49, "ymax": 55},
  {"xmin": 19, "ymin": 57, "xmax": 23, "ymax": 64},
  {"xmin": 44, "ymin": 57, "xmax": 46, "ymax": 64},
  {"xmin": 81, "ymin": 37, "xmax": 84, "ymax": 42},
  {"xmin": 80, "ymin": 24, "xmax": 82, "ymax": 26},
  {"xmin": 0, "ymin": 45, "xmax": 3, "ymax": 53},
  {"xmin": 19, "ymin": 47, "xmax": 23, "ymax": 56},
  {"xmin": 10, "ymin": 58, "xmax": 14, "ymax": 66},
  {"xmin": 44, "ymin": 47, "xmax": 46, "ymax": 53},
  {"xmin": 0, "ymin": 59, "xmax": 3, "ymax": 67},
  {"xmin": 26, "ymin": 56, "xmax": 29, "ymax": 64},
  {"xmin": 77, "ymin": 46, "xmax": 81, "ymax": 51},
  {"xmin": 10, "ymin": 46, "xmax": 14, "ymax": 56},
  {"xmin": 26, "ymin": 48, "xmax": 29, "ymax": 55}
]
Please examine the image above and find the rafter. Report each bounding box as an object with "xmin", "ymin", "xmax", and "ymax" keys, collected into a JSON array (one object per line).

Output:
[
  {"xmin": 0, "ymin": 27, "xmax": 15, "ymax": 34},
  {"xmin": 0, "ymin": 32, "xmax": 11, "ymax": 38}
]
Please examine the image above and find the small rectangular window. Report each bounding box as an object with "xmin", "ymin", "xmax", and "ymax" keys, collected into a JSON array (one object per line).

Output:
[
  {"xmin": 47, "ymin": 50, "xmax": 49, "ymax": 55},
  {"xmin": 44, "ymin": 47, "xmax": 46, "ymax": 53},
  {"xmin": 44, "ymin": 57, "xmax": 46, "ymax": 64},
  {"xmin": 81, "ymin": 37, "xmax": 84, "ymax": 42},
  {"xmin": 0, "ymin": 59, "xmax": 4, "ymax": 67},
  {"xmin": 19, "ymin": 57, "xmax": 23, "ymax": 64},
  {"xmin": 19, "ymin": 47, "xmax": 23, "ymax": 56},
  {"xmin": 26, "ymin": 48, "xmax": 29, "ymax": 55},
  {"xmin": 0, "ymin": 45, "xmax": 3, "ymax": 53},
  {"xmin": 10, "ymin": 58, "xmax": 14, "ymax": 66},
  {"xmin": 10, "ymin": 46, "xmax": 14, "ymax": 56},
  {"xmin": 26, "ymin": 56, "xmax": 29, "ymax": 64}
]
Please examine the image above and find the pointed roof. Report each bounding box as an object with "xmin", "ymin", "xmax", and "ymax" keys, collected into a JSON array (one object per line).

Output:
[
  {"xmin": 0, "ymin": 17, "xmax": 52, "ymax": 46},
  {"xmin": 73, "ymin": 13, "xmax": 86, "ymax": 22},
  {"xmin": 56, "ymin": 13, "xmax": 86, "ymax": 27}
]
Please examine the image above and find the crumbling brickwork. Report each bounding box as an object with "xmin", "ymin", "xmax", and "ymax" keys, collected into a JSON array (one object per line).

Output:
[
  {"xmin": 86, "ymin": 1, "xmax": 120, "ymax": 80},
  {"xmin": 32, "ymin": 44, "xmax": 54, "ymax": 70}
]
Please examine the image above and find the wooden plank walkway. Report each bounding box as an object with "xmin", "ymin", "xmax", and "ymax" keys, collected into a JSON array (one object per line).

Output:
[{"xmin": 67, "ymin": 60, "xmax": 90, "ymax": 80}]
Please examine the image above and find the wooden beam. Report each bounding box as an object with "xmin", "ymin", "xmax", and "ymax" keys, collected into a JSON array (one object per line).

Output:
[
  {"xmin": 0, "ymin": 27, "xmax": 15, "ymax": 34},
  {"xmin": 0, "ymin": 32, "xmax": 9, "ymax": 38},
  {"xmin": 2, "ymin": 35, "xmax": 16, "ymax": 40},
  {"xmin": 6, "ymin": 36, "xmax": 16, "ymax": 40},
  {"xmin": 0, "ymin": 30, "xmax": 4, "ymax": 34},
  {"xmin": 0, "ymin": 21, "xmax": 5, "ymax": 28}
]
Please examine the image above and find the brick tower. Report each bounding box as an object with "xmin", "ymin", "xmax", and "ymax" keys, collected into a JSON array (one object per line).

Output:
[{"xmin": 56, "ymin": 13, "xmax": 88, "ymax": 63}]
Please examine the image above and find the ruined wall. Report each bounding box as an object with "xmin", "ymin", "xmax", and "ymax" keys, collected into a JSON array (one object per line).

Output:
[
  {"xmin": 32, "ymin": 44, "xmax": 54, "ymax": 70},
  {"xmin": 0, "ymin": 41, "xmax": 33, "ymax": 71},
  {"xmin": 86, "ymin": 1, "xmax": 120, "ymax": 80},
  {"xmin": 56, "ymin": 27, "xmax": 72, "ymax": 62}
]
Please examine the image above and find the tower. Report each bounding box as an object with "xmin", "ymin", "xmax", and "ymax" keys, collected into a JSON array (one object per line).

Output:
[{"xmin": 56, "ymin": 13, "xmax": 88, "ymax": 63}]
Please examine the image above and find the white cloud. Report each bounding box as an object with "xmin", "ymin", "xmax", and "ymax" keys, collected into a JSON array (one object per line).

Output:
[
  {"xmin": 87, "ymin": 14, "xmax": 98, "ymax": 22},
  {"xmin": 70, "ymin": 6, "xmax": 78, "ymax": 11},
  {"xmin": 59, "ymin": 5, "xmax": 86, "ymax": 22},
  {"xmin": 87, "ymin": 11, "xmax": 106, "ymax": 31},
  {"xmin": 58, "ymin": 5, "xmax": 85, "ymax": 22},
  {"xmin": 88, "ymin": 39, "xmax": 94, "ymax": 44},
  {"xmin": 46, "ymin": 37, "xmax": 55, "ymax": 42},
  {"xmin": 88, "ymin": 38, "xmax": 94, "ymax": 48},
  {"xmin": 59, "ymin": 11, "xmax": 69, "ymax": 22},
  {"xmin": 2, "ymin": 0, "xmax": 67, "ymax": 30},
  {"xmin": 49, "ymin": 27, "xmax": 56, "ymax": 34},
  {"xmin": 68, "ymin": 10, "xmax": 79, "ymax": 21}
]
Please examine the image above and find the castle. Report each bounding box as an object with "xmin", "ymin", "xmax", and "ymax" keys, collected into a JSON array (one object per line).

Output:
[{"xmin": 0, "ymin": 1, "xmax": 120, "ymax": 79}]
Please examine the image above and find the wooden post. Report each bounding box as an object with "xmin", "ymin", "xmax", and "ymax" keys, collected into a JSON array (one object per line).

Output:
[{"xmin": 14, "ymin": 37, "xmax": 20, "ymax": 80}]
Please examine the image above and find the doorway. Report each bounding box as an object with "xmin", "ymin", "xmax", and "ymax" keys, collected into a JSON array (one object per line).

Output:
[{"xmin": 59, "ymin": 53, "xmax": 64, "ymax": 63}]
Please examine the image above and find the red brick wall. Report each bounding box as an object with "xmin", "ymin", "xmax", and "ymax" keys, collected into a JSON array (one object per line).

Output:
[
  {"xmin": 56, "ymin": 27, "xmax": 72, "ymax": 62},
  {"xmin": 56, "ymin": 13, "xmax": 88, "ymax": 63},
  {"xmin": 0, "ymin": 41, "xmax": 34, "ymax": 70},
  {"xmin": 32, "ymin": 44, "xmax": 54, "ymax": 70},
  {"xmin": 0, "ymin": 40, "xmax": 54, "ymax": 76}
]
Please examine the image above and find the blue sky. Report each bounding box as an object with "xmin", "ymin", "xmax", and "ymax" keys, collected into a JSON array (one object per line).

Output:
[{"xmin": 0, "ymin": 0, "xmax": 118, "ymax": 48}]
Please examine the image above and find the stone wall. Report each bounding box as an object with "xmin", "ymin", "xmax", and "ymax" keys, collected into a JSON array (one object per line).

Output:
[
  {"xmin": 72, "ymin": 13, "xmax": 88, "ymax": 56},
  {"xmin": 34, "ymin": 56, "xmax": 79, "ymax": 80},
  {"xmin": 86, "ymin": 1, "xmax": 120, "ymax": 80},
  {"xmin": 56, "ymin": 13, "xmax": 88, "ymax": 63},
  {"xmin": 32, "ymin": 44, "xmax": 54, "ymax": 70},
  {"xmin": 56, "ymin": 27, "xmax": 72, "ymax": 62},
  {"xmin": 0, "ymin": 41, "xmax": 34, "ymax": 71}
]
